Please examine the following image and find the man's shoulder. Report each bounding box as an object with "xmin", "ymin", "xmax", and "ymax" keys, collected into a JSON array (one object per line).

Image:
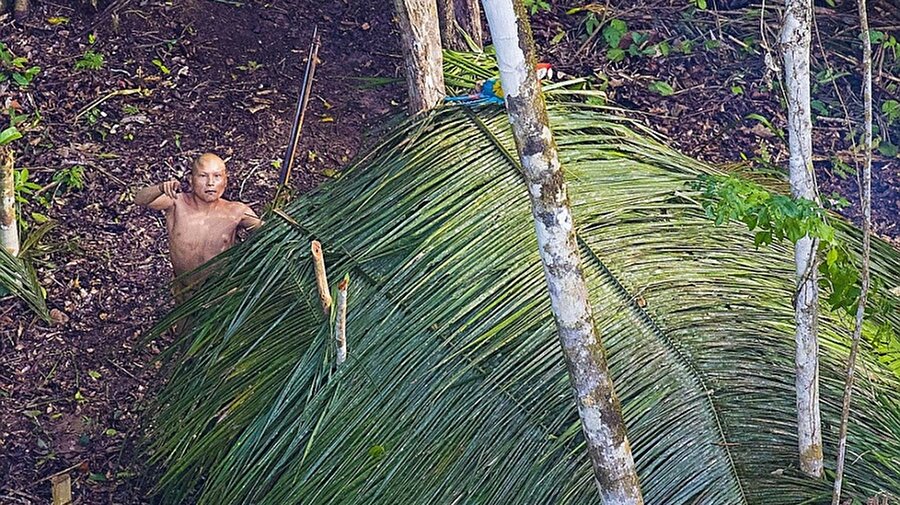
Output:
[{"xmin": 220, "ymin": 198, "xmax": 250, "ymax": 210}]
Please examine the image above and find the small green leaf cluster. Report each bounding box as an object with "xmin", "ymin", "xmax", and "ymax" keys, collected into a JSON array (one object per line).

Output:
[
  {"xmin": 53, "ymin": 165, "xmax": 85, "ymax": 192},
  {"xmin": 693, "ymin": 175, "xmax": 857, "ymax": 312},
  {"xmin": 522, "ymin": 0, "xmax": 550, "ymax": 15},
  {"xmin": 74, "ymin": 50, "xmax": 105, "ymax": 71},
  {"xmin": 694, "ymin": 175, "xmax": 898, "ymax": 357},
  {"xmin": 0, "ymin": 125, "xmax": 22, "ymax": 146},
  {"xmin": 0, "ymin": 42, "xmax": 40, "ymax": 88}
]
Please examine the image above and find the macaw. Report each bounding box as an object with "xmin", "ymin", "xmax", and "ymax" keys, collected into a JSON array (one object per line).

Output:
[{"xmin": 446, "ymin": 63, "xmax": 555, "ymax": 106}]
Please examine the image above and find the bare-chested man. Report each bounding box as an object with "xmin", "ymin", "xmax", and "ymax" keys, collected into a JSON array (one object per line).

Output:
[{"xmin": 134, "ymin": 153, "xmax": 261, "ymax": 298}]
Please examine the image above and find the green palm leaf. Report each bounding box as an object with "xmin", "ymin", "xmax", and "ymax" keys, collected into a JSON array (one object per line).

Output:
[
  {"xmin": 0, "ymin": 246, "xmax": 49, "ymax": 321},
  {"xmin": 147, "ymin": 100, "xmax": 900, "ymax": 504}
]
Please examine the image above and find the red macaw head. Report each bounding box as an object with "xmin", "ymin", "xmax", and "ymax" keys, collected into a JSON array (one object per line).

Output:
[{"xmin": 536, "ymin": 62, "xmax": 553, "ymax": 80}]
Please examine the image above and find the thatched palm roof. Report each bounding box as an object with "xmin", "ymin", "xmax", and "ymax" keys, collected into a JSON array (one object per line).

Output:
[{"xmin": 148, "ymin": 97, "xmax": 900, "ymax": 504}]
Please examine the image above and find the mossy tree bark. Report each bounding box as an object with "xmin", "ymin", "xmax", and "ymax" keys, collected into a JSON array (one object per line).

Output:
[
  {"xmin": 480, "ymin": 0, "xmax": 643, "ymax": 502},
  {"xmin": 436, "ymin": 0, "xmax": 483, "ymax": 51},
  {"xmin": 1, "ymin": 146, "xmax": 19, "ymax": 257},
  {"xmin": 781, "ymin": 0, "xmax": 823, "ymax": 478},
  {"xmin": 394, "ymin": 0, "xmax": 446, "ymax": 115}
]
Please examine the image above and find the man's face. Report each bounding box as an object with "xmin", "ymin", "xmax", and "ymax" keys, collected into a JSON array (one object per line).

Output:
[{"xmin": 191, "ymin": 161, "xmax": 227, "ymax": 203}]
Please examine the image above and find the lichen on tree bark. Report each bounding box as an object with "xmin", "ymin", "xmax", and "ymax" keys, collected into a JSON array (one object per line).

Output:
[
  {"xmin": 781, "ymin": 0, "xmax": 823, "ymax": 478},
  {"xmin": 481, "ymin": 0, "xmax": 643, "ymax": 502}
]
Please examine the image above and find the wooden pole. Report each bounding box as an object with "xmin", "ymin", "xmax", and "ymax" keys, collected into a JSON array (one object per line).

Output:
[
  {"xmin": 311, "ymin": 240, "xmax": 332, "ymax": 315},
  {"xmin": 335, "ymin": 275, "xmax": 349, "ymax": 365},
  {"xmin": 0, "ymin": 146, "xmax": 19, "ymax": 257},
  {"xmin": 480, "ymin": 0, "xmax": 643, "ymax": 502}
]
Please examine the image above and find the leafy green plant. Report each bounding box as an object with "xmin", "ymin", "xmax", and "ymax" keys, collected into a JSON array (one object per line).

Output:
[
  {"xmin": 0, "ymin": 126, "xmax": 22, "ymax": 146},
  {"xmin": 746, "ymin": 113, "xmax": 785, "ymax": 142},
  {"xmin": 883, "ymin": 99, "xmax": 900, "ymax": 124},
  {"xmin": 648, "ymin": 80, "xmax": 674, "ymax": 96},
  {"xmin": 237, "ymin": 60, "xmax": 262, "ymax": 72},
  {"xmin": 0, "ymin": 43, "xmax": 40, "ymax": 89},
  {"xmin": 74, "ymin": 50, "xmax": 105, "ymax": 71},
  {"xmin": 152, "ymin": 58, "xmax": 171, "ymax": 75},
  {"xmin": 522, "ymin": 0, "xmax": 550, "ymax": 14},
  {"xmin": 603, "ymin": 19, "xmax": 627, "ymax": 62},
  {"xmin": 53, "ymin": 165, "xmax": 85, "ymax": 192},
  {"xmin": 692, "ymin": 174, "xmax": 895, "ymax": 319}
]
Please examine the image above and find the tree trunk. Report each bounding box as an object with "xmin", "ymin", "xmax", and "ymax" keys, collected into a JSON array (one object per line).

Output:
[
  {"xmin": 394, "ymin": 0, "xmax": 445, "ymax": 115},
  {"xmin": 781, "ymin": 0, "xmax": 823, "ymax": 478},
  {"xmin": 831, "ymin": 0, "xmax": 872, "ymax": 501},
  {"xmin": 1, "ymin": 146, "xmax": 19, "ymax": 257},
  {"xmin": 437, "ymin": 0, "xmax": 483, "ymax": 51},
  {"xmin": 480, "ymin": 1, "xmax": 643, "ymax": 502},
  {"xmin": 13, "ymin": 0, "xmax": 27, "ymax": 20}
]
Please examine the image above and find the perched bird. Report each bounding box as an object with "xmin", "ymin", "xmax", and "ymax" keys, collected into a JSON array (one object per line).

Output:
[{"xmin": 446, "ymin": 63, "xmax": 555, "ymax": 106}]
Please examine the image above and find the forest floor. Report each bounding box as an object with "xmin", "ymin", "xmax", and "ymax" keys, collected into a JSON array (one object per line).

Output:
[{"xmin": 0, "ymin": 0, "xmax": 897, "ymax": 503}]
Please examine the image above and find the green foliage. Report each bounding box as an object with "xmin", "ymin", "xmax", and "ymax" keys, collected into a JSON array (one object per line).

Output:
[
  {"xmin": 693, "ymin": 174, "xmax": 899, "ymax": 343},
  {"xmin": 148, "ymin": 93, "xmax": 900, "ymax": 504},
  {"xmin": 745, "ymin": 113, "xmax": 785, "ymax": 142},
  {"xmin": 522, "ymin": 0, "xmax": 550, "ymax": 14},
  {"xmin": 53, "ymin": 165, "xmax": 85, "ymax": 192},
  {"xmin": 0, "ymin": 247, "xmax": 49, "ymax": 321},
  {"xmin": 74, "ymin": 50, "xmax": 105, "ymax": 71},
  {"xmin": 0, "ymin": 42, "xmax": 40, "ymax": 89},
  {"xmin": 648, "ymin": 80, "xmax": 675, "ymax": 96},
  {"xmin": 884, "ymin": 99, "xmax": 900, "ymax": 124},
  {"xmin": 0, "ymin": 126, "xmax": 22, "ymax": 146},
  {"xmin": 151, "ymin": 58, "xmax": 171, "ymax": 75}
]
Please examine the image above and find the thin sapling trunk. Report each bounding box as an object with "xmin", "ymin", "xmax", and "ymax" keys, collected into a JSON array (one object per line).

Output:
[
  {"xmin": 831, "ymin": 0, "xmax": 873, "ymax": 501},
  {"xmin": 781, "ymin": 0, "xmax": 823, "ymax": 477}
]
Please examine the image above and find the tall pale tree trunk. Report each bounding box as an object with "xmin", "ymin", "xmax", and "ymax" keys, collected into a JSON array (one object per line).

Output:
[
  {"xmin": 394, "ymin": 0, "xmax": 446, "ymax": 115},
  {"xmin": 13, "ymin": 0, "xmax": 28, "ymax": 20},
  {"xmin": 831, "ymin": 0, "xmax": 873, "ymax": 502},
  {"xmin": 480, "ymin": 1, "xmax": 643, "ymax": 502},
  {"xmin": 781, "ymin": 0, "xmax": 823, "ymax": 478},
  {"xmin": 436, "ymin": 0, "xmax": 484, "ymax": 51},
  {"xmin": 1, "ymin": 147, "xmax": 19, "ymax": 257}
]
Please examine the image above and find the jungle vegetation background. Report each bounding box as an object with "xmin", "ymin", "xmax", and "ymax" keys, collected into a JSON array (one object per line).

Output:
[{"xmin": 0, "ymin": 0, "xmax": 898, "ymax": 502}]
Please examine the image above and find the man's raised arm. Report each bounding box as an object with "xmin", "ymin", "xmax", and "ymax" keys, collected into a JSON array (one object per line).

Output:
[
  {"xmin": 135, "ymin": 180, "xmax": 179, "ymax": 210},
  {"xmin": 240, "ymin": 205, "xmax": 263, "ymax": 231}
]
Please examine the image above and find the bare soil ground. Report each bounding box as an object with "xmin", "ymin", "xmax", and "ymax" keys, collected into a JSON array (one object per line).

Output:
[{"xmin": 0, "ymin": 0, "xmax": 897, "ymax": 503}]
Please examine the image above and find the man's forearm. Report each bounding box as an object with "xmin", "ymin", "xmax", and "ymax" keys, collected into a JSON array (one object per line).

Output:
[{"xmin": 134, "ymin": 183, "xmax": 165, "ymax": 207}]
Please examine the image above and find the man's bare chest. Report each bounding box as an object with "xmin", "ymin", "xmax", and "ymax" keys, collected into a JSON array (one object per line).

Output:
[{"xmin": 167, "ymin": 206, "xmax": 240, "ymax": 246}]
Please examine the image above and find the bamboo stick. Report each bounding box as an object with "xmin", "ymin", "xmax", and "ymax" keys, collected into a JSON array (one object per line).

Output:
[
  {"xmin": 311, "ymin": 240, "xmax": 332, "ymax": 314},
  {"xmin": 335, "ymin": 275, "xmax": 349, "ymax": 366},
  {"xmin": 0, "ymin": 146, "xmax": 19, "ymax": 257},
  {"xmin": 51, "ymin": 474, "xmax": 71, "ymax": 505}
]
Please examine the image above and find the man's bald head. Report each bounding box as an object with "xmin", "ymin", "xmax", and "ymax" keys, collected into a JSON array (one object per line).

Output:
[
  {"xmin": 190, "ymin": 153, "xmax": 228, "ymax": 203},
  {"xmin": 192, "ymin": 153, "xmax": 226, "ymax": 175}
]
